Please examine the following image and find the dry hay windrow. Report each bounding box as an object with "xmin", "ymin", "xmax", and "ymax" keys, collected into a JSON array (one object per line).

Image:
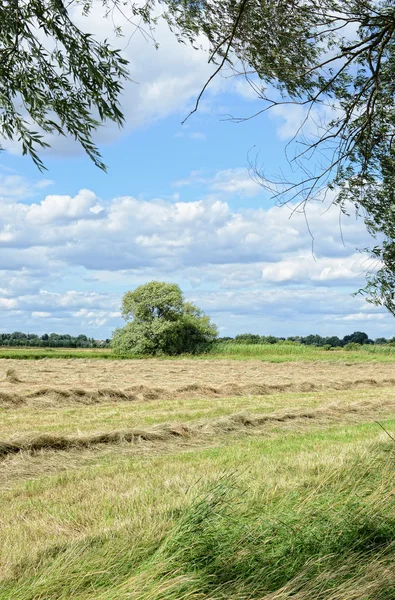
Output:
[
  {"xmin": 4, "ymin": 368, "xmax": 21, "ymax": 384},
  {"xmin": 1, "ymin": 397, "xmax": 394, "ymax": 459},
  {"xmin": 2, "ymin": 377, "xmax": 395, "ymax": 409}
]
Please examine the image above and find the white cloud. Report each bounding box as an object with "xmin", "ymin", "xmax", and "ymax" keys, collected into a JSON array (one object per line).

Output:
[
  {"xmin": 0, "ymin": 185, "xmax": 372, "ymax": 278},
  {"xmin": 210, "ymin": 168, "xmax": 262, "ymax": 196},
  {"xmin": 0, "ymin": 170, "xmax": 390, "ymax": 337},
  {"xmin": 186, "ymin": 288, "xmax": 393, "ymax": 337},
  {"xmin": 1, "ymin": 284, "xmax": 390, "ymax": 338},
  {"xmin": 189, "ymin": 132, "xmax": 207, "ymax": 141},
  {"xmin": 0, "ymin": 298, "xmax": 18, "ymax": 309},
  {"xmin": 174, "ymin": 167, "xmax": 263, "ymax": 198},
  {"xmin": 175, "ymin": 131, "xmax": 207, "ymax": 141},
  {"xmin": 26, "ymin": 189, "xmax": 100, "ymax": 224},
  {"xmin": 269, "ymin": 99, "xmax": 342, "ymax": 144},
  {"xmin": 270, "ymin": 104, "xmax": 308, "ymax": 141},
  {"xmin": 333, "ymin": 313, "xmax": 387, "ymax": 322},
  {"xmin": 0, "ymin": 173, "xmax": 54, "ymax": 202},
  {"xmin": 261, "ymin": 253, "xmax": 373, "ymax": 284}
]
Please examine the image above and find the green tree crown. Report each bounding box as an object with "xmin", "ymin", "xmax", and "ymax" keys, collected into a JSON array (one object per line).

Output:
[{"xmin": 113, "ymin": 281, "xmax": 218, "ymax": 355}]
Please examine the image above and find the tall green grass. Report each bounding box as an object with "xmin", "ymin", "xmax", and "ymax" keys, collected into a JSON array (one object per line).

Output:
[
  {"xmin": 3, "ymin": 342, "xmax": 395, "ymax": 361},
  {"xmin": 2, "ymin": 439, "xmax": 394, "ymax": 600},
  {"xmin": 211, "ymin": 342, "xmax": 395, "ymax": 361},
  {"xmin": 212, "ymin": 342, "xmax": 317, "ymax": 357}
]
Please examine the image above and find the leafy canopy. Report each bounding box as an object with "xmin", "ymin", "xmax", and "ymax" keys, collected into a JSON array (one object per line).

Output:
[
  {"xmin": 121, "ymin": 281, "xmax": 184, "ymax": 322},
  {"xmin": 0, "ymin": 0, "xmax": 141, "ymax": 170},
  {"xmin": 112, "ymin": 281, "xmax": 217, "ymax": 355}
]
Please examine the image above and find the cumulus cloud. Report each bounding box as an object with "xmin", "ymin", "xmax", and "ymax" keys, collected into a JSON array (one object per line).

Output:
[
  {"xmin": 26, "ymin": 189, "xmax": 102, "ymax": 224},
  {"xmin": 0, "ymin": 171, "xmax": 389, "ymax": 336},
  {"xmin": 0, "ymin": 187, "xmax": 371, "ymax": 275},
  {"xmin": 260, "ymin": 253, "xmax": 374, "ymax": 285},
  {"xmin": 332, "ymin": 313, "xmax": 387, "ymax": 322},
  {"xmin": 210, "ymin": 168, "xmax": 262, "ymax": 196},
  {"xmin": 0, "ymin": 290, "xmax": 122, "ymax": 335}
]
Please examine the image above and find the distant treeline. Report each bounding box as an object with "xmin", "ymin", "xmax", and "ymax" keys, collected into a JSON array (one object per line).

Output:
[
  {"xmin": 0, "ymin": 332, "xmax": 111, "ymax": 348},
  {"xmin": 217, "ymin": 331, "xmax": 394, "ymax": 348},
  {"xmin": 1, "ymin": 330, "xmax": 394, "ymax": 350}
]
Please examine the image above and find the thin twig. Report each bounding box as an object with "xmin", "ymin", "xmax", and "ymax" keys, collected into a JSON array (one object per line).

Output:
[
  {"xmin": 182, "ymin": 0, "xmax": 249, "ymax": 124},
  {"xmin": 375, "ymin": 421, "xmax": 395, "ymax": 443}
]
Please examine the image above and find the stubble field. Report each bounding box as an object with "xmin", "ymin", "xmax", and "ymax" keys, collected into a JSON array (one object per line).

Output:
[{"xmin": 1, "ymin": 357, "xmax": 395, "ymax": 599}]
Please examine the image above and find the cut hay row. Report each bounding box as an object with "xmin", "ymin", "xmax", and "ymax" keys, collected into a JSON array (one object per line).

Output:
[
  {"xmin": 2, "ymin": 377, "xmax": 395, "ymax": 408},
  {"xmin": 1, "ymin": 398, "xmax": 394, "ymax": 459}
]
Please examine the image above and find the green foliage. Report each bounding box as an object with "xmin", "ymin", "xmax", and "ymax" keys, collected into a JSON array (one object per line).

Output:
[
  {"xmin": 234, "ymin": 333, "xmax": 261, "ymax": 344},
  {"xmin": 343, "ymin": 331, "xmax": 370, "ymax": 345},
  {"xmin": 112, "ymin": 281, "xmax": 217, "ymax": 355},
  {"xmin": 121, "ymin": 281, "xmax": 184, "ymax": 322},
  {"xmin": 262, "ymin": 335, "xmax": 280, "ymax": 344},
  {"xmin": 344, "ymin": 342, "xmax": 362, "ymax": 351},
  {"xmin": 0, "ymin": 331, "xmax": 109, "ymax": 348},
  {"xmin": 218, "ymin": 331, "xmax": 375, "ymax": 348},
  {"xmin": 0, "ymin": 0, "xmax": 136, "ymax": 170}
]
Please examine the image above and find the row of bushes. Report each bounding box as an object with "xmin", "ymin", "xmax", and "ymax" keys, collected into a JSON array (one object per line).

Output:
[
  {"xmin": 1, "ymin": 330, "xmax": 393, "ymax": 351},
  {"xmin": 217, "ymin": 331, "xmax": 393, "ymax": 348}
]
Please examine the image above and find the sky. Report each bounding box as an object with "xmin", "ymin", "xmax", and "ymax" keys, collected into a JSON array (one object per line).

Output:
[{"xmin": 0, "ymin": 7, "xmax": 394, "ymax": 340}]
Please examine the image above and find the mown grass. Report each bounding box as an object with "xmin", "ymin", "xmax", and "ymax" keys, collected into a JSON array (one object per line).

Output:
[
  {"xmin": 1, "ymin": 358, "xmax": 395, "ymax": 599},
  {"xmin": 1, "ymin": 386, "xmax": 394, "ymax": 437},
  {"xmin": 0, "ymin": 420, "xmax": 394, "ymax": 599},
  {"xmin": 0, "ymin": 354, "xmax": 395, "ymax": 600},
  {"xmin": 3, "ymin": 342, "xmax": 395, "ymax": 361}
]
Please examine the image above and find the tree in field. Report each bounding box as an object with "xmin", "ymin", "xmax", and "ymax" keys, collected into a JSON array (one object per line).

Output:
[
  {"xmin": 112, "ymin": 281, "xmax": 218, "ymax": 355},
  {"xmin": 3, "ymin": 1, "xmax": 395, "ymax": 309},
  {"xmin": 342, "ymin": 331, "xmax": 370, "ymax": 345}
]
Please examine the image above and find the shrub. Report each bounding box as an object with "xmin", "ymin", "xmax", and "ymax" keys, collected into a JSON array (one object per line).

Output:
[{"xmin": 344, "ymin": 342, "xmax": 362, "ymax": 351}]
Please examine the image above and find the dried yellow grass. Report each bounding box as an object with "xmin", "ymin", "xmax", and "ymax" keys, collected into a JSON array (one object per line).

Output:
[
  {"xmin": 5, "ymin": 357, "xmax": 395, "ymax": 396},
  {"xmin": 2, "ymin": 364, "xmax": 395, "ymax": 409},
  {"xmin": 4, "ymin": 368, "xmax": 21, "ymax": 384}
]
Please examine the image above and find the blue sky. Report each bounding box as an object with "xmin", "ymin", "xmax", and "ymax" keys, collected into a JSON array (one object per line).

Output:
[{"xmin": 0, "ymin": 9, "xmax": 393, "ymax": 340}]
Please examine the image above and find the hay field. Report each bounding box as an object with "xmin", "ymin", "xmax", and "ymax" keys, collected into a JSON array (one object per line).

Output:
[
  {"xmin": 3, "ymin": 357, "xmax": 395, "ymax": 404},
  {"xmin": 1, "ymin": 357, "xmax": 395, "ymax": 599}
]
